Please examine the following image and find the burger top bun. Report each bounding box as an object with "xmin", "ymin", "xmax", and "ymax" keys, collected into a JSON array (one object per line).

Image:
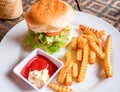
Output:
[{"xmin": 25, "ymin": 0, "xmax": 74, "ymax": 33}]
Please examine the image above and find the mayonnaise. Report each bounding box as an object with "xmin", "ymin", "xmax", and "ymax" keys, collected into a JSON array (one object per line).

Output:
[{"xmin": 28, "ymin": 69, "xmax": 50, "ymax": 88}]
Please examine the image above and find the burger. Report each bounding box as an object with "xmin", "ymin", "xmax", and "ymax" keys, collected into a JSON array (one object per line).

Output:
[{"xmin": 24, "ymin": 0, "xmax": 74, "ymax": 54}]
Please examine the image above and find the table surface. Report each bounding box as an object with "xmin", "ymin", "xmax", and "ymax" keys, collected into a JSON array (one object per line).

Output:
[{"xmin": 0, "ymin": 0, "xmax": 120, "ymax": 41}]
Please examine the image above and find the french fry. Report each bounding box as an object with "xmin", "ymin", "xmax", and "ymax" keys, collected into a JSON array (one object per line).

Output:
[
  {"xmin": 77, "ymin": 34, "xmax": 84, "ymax": 43},
  {"xmin": 89, "ymin": 28, "xmax": 98, "ymax": 33},
  {"xmin": 77, "ymin": 38, "xmax": 88, "ymax": 49},
  {"xmin": 70, "ymin": 37, "xmax": 77, "ymax": 49},
  {"xmin": 79, "ymin": 25, "xmax": 97, "ymax": 40},
  {"xmin": 64, "ymin": 51, "xmax": 74, "ymax": 71},
  {"xmin": 48, "ymin": 82, "xmax": 73, "ymax": 92},
  {"xmin": 83, "ymin": 35, "xmax": 105, "ymax": 60},
  {"xmin": 58, "ymin": 50, "xmax": 73, "ymax": 84},
  {"xmin": 94, "ymin": 30, "xmax": 106, "ymax": 38},
  {"xmin": 65, "ymin": 68, "xmax": 72, "ymax": 86},
  {"xmin": 65, "ymin": 51, "xmax": 71, "ymax": 61},
  {"xmin": 83, "ymin": 35, "xmax": 95, "ymax": 43},
  {"xmin": 64, "ymin": 60, "xmax": 74, "ymax": 71},
  {"xmin": 103, "ymin": 35, "xmax": 112, "ymax": 78},
  {"xmin": 72, "ymin": 63, "xmax": 78, "ymax": 78},
  {"xmin": 57, "ymin": 68, "xmax": 67, "ymax": 84},
  {"xmin": 58, "ymin": 24, "xmax": 113, "ymax": 86},
  {"xmin": 58, "ymin": 60, "xmax": 74, "ymax": 83},
  {"xmin": 89, "ymin": 41, "xmax": 105, "ymax": 60},
  {"xmin": 80, "ymin": 24, "xmax": 106, "ymax": 38},
  {"xmin": 79, "ymin": 24, "xmax": 86, "ymax": 30},
  {"xmin": 77, "ymin": 35, "xmax": 82, "ymax": 49},
  {"xmin": 89, "ymin": 49, "xmax": 96, "ymax": 64},
  {"xmin": 58, "ymin": 60, "xmax": 71, "ymax": 84},
  {"xmin": 77, "ymin": 49, "xmax": 82, "ymax": 62},
  {"xmin": 97, "ymin": 38, "xmax": 104, "ymax": 50},
  {"xmin": 78, "ymin": 43, "xmax": 89, "ymax": 82},
  {"xmin": 88, "ymin": 29, "xmax": 106, "ymax": 38}
]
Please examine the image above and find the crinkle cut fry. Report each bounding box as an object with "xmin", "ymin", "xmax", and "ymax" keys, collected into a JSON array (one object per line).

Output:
[
  {"xmin": 57, "ymin": 68, "xmax": 67, "ymax": 84},
  {"xmin": 79, "ymin": 25, "xmax": 97, "ymax": 40},
  {"xmin": 78, "ymin": 43, "xmax": 89, "ymax": 82},
  {"xmin": 79, "ymin": 24, "xmax": 106, "ymax": 38},
  {"xmin": 57, "ymin": 60, "xmax": 73, "ymax": 84},
  {"xmin": 97, "ymin": 38, "xmax": 105, "ymax": 51},
  {"xmin": 83, "ymin": 35, "xmax": 96, "ymax": 42},
  {"xmin": 72, "ymin": 63, "xmax": 78, "ymax": 78},
  {"xmin": 70, "ymin": 37, "xmax": 78, "ymax": 49},
  {"xmin": 77, "ymin": 37, "xmax": 88, "ymax": 49},
  {"xmin": 84, "ymin": 35, "xmax": 105, "ymax": 60},
  {"xmin": 65, "ymin": 51, "xmax": 71, "ymax": 61},
  {"xmin": 89, "ymin": 49, "xmax": 96, "ymax": 64},
  {"xmin": 79, "ymin": 24, "xmax": 86, "ymax": 30},
  {"xmin": 66, "ymin": 68, "xmax": 72, "ymax": 86},
  {"xmin": 58, "ymin": 51, "xmax": 73, "ymax": 84},
  {"xmin": 64, "ymin": 51, "xmax": 74, "ymax": 72},
  {"xmin": 103, "ymin": 35, "xmax": 113, "ymax": 78},
  {"xmin": 77, "ymin": 49, "xmax": 82, "ymax": 62},
  {"xmin": 94, "ymin": 30, "xmax": 106, "ymax": 38},
  {"xmin": 48, "ymin": 82, "xmax": 73, "ymax": 92},
  {"xmin": 64, "ymin": 52, "xmax": 73, "ymax": 85},
  {"xmin": 89, "ymin": 41, "xmax": 105, "ymax": 60},
  {"xmin": 87, "ymin": 28, "xmax": 106, "ymax": 38}
]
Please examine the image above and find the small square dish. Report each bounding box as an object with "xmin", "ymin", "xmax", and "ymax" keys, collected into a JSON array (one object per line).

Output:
[{"xmin": 13, "ymin": 48, "xmax": 64, "ymax": 90}]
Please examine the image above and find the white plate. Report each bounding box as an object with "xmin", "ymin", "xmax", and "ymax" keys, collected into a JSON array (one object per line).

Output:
[{"xmin": 0, "ymin": 11, "xmax": 120, "ymax": 92}]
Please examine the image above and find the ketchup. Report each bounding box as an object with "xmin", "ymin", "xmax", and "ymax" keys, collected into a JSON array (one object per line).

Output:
[{"xmin": 21, "ymin": 54, "xmax": 58, "ymax": 79}]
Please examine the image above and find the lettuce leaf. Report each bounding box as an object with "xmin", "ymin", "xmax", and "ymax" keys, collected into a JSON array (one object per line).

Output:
[{"xmin": 24, "ymin": 27, "xmax": 70, "ymax": 54}]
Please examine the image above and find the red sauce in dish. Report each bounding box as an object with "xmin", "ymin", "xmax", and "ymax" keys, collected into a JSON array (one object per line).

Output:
[{"xmin": 21, "ymin": 54, "xmax": 58, "ymax": 79}]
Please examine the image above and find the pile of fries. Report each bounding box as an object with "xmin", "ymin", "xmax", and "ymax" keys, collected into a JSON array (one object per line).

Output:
[{"xmin": 48, "ymin": 24, "xmax": 113, "ymax": 92}]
